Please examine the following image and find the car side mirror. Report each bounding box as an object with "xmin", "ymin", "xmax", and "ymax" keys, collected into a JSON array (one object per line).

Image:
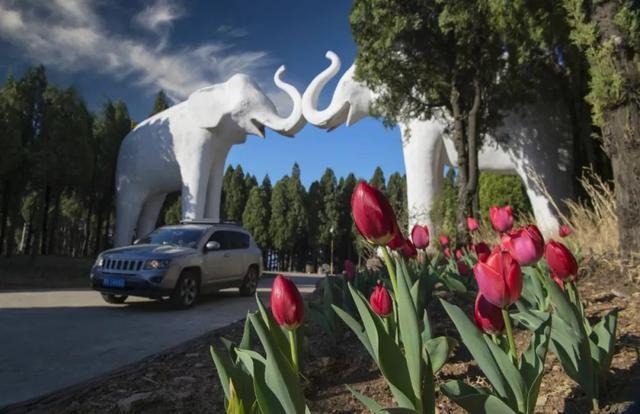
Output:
[
  {"xmin": 133, "ymin": 239, "xmax": 140, "ymax": 245},
  {"xmin": 205, "ymin": 241, "xmax": 221, "ymax": 251}
]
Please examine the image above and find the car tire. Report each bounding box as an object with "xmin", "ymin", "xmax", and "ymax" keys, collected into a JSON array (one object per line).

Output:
[
  {"xmin": 170, "ymin": 270, "xmax": 200, "ymax": 309},
  {"xmin": 101, "ymin": 293, "xmax": 128, "ymax": 304},
  {"xmin": 239, "ymin": 266, "xmax": 259, "ymax": 296}
]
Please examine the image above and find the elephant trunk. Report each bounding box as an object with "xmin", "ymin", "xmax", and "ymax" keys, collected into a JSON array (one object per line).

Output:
[
  {"xmin": 260, "ymin": 66, "xmax": 306, "ymax": 137},
  {"xmin": 301, "ymin": 51, "xmax": 350, "ymax": 129}
]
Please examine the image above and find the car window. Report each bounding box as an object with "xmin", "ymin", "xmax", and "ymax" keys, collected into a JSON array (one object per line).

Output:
[
  {"xmin": 207, "ymin": 230, "xmax": 249, "ymax": 250},
  {"xmin": 208, "ymin": 231, "xmax": 232, "ymax": 250},
  {"xmin": 138, "ymin": 227, "xmax": 204, "ymax": 248}
]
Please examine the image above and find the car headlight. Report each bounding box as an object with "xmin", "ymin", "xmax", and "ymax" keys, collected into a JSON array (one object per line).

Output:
[
  {"xmin": 144, "ymin": 259, "xmax": 171, "ymax": 270},
  {"xmin": 95, "ymin": 256, "xmax": 104, "ymax": 268}
]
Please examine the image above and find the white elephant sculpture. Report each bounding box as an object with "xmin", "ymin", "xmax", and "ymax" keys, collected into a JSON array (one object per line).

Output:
[
  {"xmin": 114, "ymin": 66, "xmax": 305, "ymax": 247},
  {"xmin": 303, "ymin": 51, "xmax": 574, "ymax": 237}
]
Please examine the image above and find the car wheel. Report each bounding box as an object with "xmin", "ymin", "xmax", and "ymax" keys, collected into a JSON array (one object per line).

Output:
[
  {"xmin": 239, "ymin": 266, "xmax": 259, "ymax": 296},
  {"xmin": 101, "ymin": 293, "xmax": 128, "ymax": 304},
  {"xmin": 170, "ymin": 270, "xmax": 200, "ymax": 309}
]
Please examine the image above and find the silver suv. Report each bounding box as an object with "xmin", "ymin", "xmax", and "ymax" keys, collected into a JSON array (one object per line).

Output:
[{"xmin": 90, "ymin": 220, "xmax": 263, "ymax": 308}]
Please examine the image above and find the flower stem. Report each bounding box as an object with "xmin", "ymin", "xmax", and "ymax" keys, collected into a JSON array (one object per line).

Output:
[
  {"xmin": 592, "ymin": 397, "xmax": 599, "ymax": 412},
  {"xmin": 381, "ymin": 247, "xmax": 398, "ymax": 297},
  {"xmin": 288, "ymin": 329, "xmax": 299, "ymax": 373},
  {"xmin": 501, "ymin": 308, "xmax": 517, "ymax": 364}
]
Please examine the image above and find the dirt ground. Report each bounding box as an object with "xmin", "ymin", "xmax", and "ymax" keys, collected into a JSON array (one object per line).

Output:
[{"xmin": 4, "ymin": 255, "xmax": 639, "ymax": 414}]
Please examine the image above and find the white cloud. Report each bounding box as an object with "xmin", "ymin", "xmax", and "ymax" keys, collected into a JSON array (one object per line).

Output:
[
  {"xmin": 216, "ymin": 24, "xmax": 248, "ymax": 38},
  {"xmin": 0, "ymin": 0, "xmax": 281, "ymax": 105}
]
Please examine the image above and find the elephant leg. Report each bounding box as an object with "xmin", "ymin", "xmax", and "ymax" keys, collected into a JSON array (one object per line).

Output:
[
  {"xmin": 517, "ymin": 170, "xmax": 561, "ymax": 237},
  {"xmin": 137, "ymin": 193, "xmax": 167, "ymax": 237},
  {"xmin": 180, "ymin": 153, "xmax": 212, "ymax": 220},
  {"xmin": 114, "ymin": 186, "xmax": 147, "ymax": 247},
  {"xmin": 204, "ymin": 144, "xmax": 231, "ymax": 219},
  {"xmin": 402, "ymin": 119, "xmax": 446, "ymax": 236}
]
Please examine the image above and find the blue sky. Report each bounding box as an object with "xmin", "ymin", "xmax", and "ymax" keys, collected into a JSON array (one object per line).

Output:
[{"xmin": 0, "ymin": 0, "xmax": 404, "ymax": 187}]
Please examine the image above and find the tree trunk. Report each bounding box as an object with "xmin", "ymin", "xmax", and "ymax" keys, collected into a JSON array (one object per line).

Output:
[
  {"xmin": 47, "ymin": 191, "xmax": 62, "ymax": 254},
  {"xmin": 40, "ymin": 184, "xmax": 51, "ymax": 255},
  {"xmin": 592, "ymin": 2, "xmax": 640, "ymax": 256},
  {"xmin": 103, "ymin": 211, "xmax": 111, "ymax": 250},
  {"xmin": 82, "ymin": 196, "xmax": 94, "ymax": 256},
  {"xmin": 94, "ymin": 206, "xmax": 103, "ymax": 255}
]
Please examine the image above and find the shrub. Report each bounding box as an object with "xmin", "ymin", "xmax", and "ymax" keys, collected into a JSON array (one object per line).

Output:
[{"xmin": 479, "ymin": 172, "xmax": 531, "ymax": 223}]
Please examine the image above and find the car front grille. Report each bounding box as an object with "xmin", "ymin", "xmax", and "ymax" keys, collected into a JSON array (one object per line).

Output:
[{"xmin": 103, "ymin": 258, "xmax": 144, "ymax": 272}]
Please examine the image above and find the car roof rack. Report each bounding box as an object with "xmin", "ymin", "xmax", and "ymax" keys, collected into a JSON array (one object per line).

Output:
[{"xmin": 179, "ymin": 219, "xmax": 240, "ymax": 226}]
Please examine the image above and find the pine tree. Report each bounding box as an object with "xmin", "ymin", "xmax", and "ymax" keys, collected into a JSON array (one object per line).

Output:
[
  {"xmin": 338, "ymin": 173, "xmax": 358, "ymax": 261},
  {"xmin": 261, "ymin": 175, "xmax": 272, "ymax": 203},
  {"xmin": 369, "ymin": 166, "xmax": 386, "ymax": 192},
  {"xmin": 387, "ymin": 172, "xmax": 408, "ymax": 232},
  {"xmin": 318, "ymin": 168, "xmax": 340, "ymax": 263},
  {"xmin": 286, "ymin": 163, "xmax": 309, "ymax": 270},
  {"xmin": 242, "ymin": 186, "xmax": 270, "ymax": 251},
  {"xmin": 270, "ymin": 175, "xmax": 291, "ymax": 267},
  {"xmin": 150, "ymin": 90, "xmax": 170, "ymax": 116}
]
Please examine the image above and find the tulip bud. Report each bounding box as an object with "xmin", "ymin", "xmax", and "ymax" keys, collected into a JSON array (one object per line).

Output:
[
  {"xmin": 439, "ymin": 235, "xmax": 449, "ymax": 247},
  {"xmin": 369, "ymin": 283, "xmax": 393, "ymax": 317},
  {"xmin": 400, "ymin": 239, "xmax": 417, "ymax": 259},
  {"xmin": 473, "ymin": 242, "xmax": 491, "ymax": 262},
  {"xmin": 411, "ymin": 224, "xmax": 430, "ymax": 249},
  {"xmin": 474, "ymin": 293, "xmax": 505, "ymax": 334},
  {"xmin": 344, "ymin": 259, "xmax": 355, "ymax": 280},
  {"xmin": 443, "ymin": 247, "xmax": 451, "ymax": 259},
  {"xmin": 387, "ymin": 227, "xmax": 405, "ymax": 250},
  {"xmin": 501, "ymin": 224, "xmax": 545, "ymax": 266},
  {"xmin": 489, "ymin": 205, "xmax": 514, "ymax": 233},
  {"xmin": 473, "ymin": 250, "xmax": 522, "ymax": 308},
  {"xmin": 351, "ymin": 181, "xmax": 398, "ymax": 245},
  {"xmin": 457, "ymin": 260, "xmax": 471, "ymax": 277},
  {"xmin": 544, "ymin": 240, "xmax": 578, "ymax": 281},
  {"xmin": 559, "ymin": 225, "xmax": 572, "ymax": 238},
  {"xmin": 270, "ymin": 275, "xmax": 304, "ymax": 330},
  {"xmin": 467, "ymin": 217, "xmax": 479, "ymax": 232},
  {"xmin": 551, "ymin": 273, "xmax": 565, "ymax": 291}
]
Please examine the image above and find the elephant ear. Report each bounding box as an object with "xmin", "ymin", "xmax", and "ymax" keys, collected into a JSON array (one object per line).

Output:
[{"xmin": 187, "ymin": 84, "xmax": 228, "ymax": 129}]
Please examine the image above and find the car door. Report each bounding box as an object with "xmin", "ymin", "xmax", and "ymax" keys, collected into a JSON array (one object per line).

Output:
[
  {"xmin": 226, "ymin": 231, "xmax": 250, "ymax": 280},
  {"xmin": 202, "ymin": 231, "xmax": 235, "ymax": 286}
]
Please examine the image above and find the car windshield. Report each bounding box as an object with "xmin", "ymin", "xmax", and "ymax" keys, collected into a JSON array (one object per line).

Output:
[{"xmin": 137, "ymin": 227, "xmax": 204, "ymax": 248}]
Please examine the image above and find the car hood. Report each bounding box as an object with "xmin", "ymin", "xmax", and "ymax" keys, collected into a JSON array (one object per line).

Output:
[{"xmin": 101, "ymin": 244, "xmax": 196, "ymax": 259}]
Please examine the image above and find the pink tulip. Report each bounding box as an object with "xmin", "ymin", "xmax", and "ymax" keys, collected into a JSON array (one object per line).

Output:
[
  {"xmin": 467, "ymin": 217, "xmax": 479, "ymax": 232},
  {"xmin": 544, "ymin": 240, "xmax": 578, "ymax": 281},
  {"xmin": 489, "ymin": 206, "xmax": 514, "ymax": 233},
  {"xmin": 369, "ymin": 283, "xmax": 393, "ymax": 317},
  {"xmin": 559, "ymin": 225, "xmax": 572, "ymax": 238},
  {"xmin": 474, "ymin": 294, "xmax": 505, "ymax": 334},
  {"xmin": 351, "ymin": 181, "xmax": 398, "ymax": 245},
  {"xmin": 411, "ymin": 224, "xmax": 430, "ymax": 249},
  {"xmin": 270, "ymin": 275, "xmax": 304, "ymax": 330},
  {"xmin": 501, "ymin": 224, "xmax": 545, "ymax": 266},
  {"xmin": 473, "ymin": 250, "xmax": 522, "ymax": 308}
]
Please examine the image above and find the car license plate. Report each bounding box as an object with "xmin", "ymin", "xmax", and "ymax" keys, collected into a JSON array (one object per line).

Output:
[{"xmin": 102, "ymin": 277, "xmax": 125, "ymax": 288}]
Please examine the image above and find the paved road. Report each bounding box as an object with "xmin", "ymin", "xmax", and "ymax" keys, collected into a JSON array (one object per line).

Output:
[{"xmin": 0, "ymin": 274, "xmax": 321, "ymax": 408}]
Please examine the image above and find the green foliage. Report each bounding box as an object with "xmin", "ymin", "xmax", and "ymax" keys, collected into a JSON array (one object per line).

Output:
[
  {"xmin": 479, "ymin": 172, "xmax": 531, "ymax": 223},
  {"xmin": 242, "ymin": 186, "xmax": 270, "ymax": 249},
  {"xmin": 223, "ymin": 165, "xmax": 248, "ymax": 223},
  {"xmin": 431, "ymin": 169, "xmax": 459, "ymax": 239},
  {"xmin": 163, "ymin": 194, "xmax": 181, "ymax": 225},
  {"xmin": 149, "ymin": 90, "xmax": 170, "ymax": 116},
  {"xmin": 387, "ymin": 172, "xmax": 408, "ymax": 232},
  {"xmin": 369, "ymin": 166, "xmax": 386, "ymax": 192}
]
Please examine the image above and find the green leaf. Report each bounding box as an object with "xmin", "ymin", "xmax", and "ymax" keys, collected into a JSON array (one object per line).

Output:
[
  {"xmin": 332, "ymin": 304, "xmax": 374, "ymax": 357},
  {"xmin": 482, "ymin": 334, "xmax": 525, "ymax": 409},
  {"xmin": 425, "ymin": 336, "xmax": 457, "ymax": 374},
  {"xmin": 235, "ymin": 349, "xmax": 284, "ymax": 414},
  {"xmin": 440, "ymin": 299, "xmax": 511, "ymax": 400},
  {"xmin": 239, "ymin": 312, "xmax": 254, "ymax": 350},
  {"xmin": 396, "ymin": 258, "xmax": 425, "ymax": 411},
  {"xmin": 346, "ymin": 385, "xmax": 384, "ymax": 412},
  {"xmin": 255, "ymin": 295, "xmax": 291, "ymax": 364},
  {"xmin": 441, "ymin": 380, "xmax": 517, "ymax": 414},
  {"xmin": 348, "ymin": 283, "xmax": 416, "ymax": 409},
  {"xmin": 248, "ymin": 313, "xmax": 306, "ymax": 414},
  {"xmin": 519, "ymin": 315, "xmax": 551, "ymax": 414},
  {"xmin": 591, "ymin": 309, "xmax": 618, "ymax": 379}
]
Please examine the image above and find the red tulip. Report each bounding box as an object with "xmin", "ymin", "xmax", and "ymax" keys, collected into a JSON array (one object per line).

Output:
[
  {"xmin": 387, "ymin": 227, "xmax": 405, "ymax": 250},
  {"xmin": 489, "ymin": 206, "xmax": 514, "ymax": 233},
  {"xmin": 270, "ymin": 275, "xmax": 304, "ymax": 330},
  {"xmin": 411, "ymin": 224, "xmax": 430, "ymax": 249},
  {"xmin": 455, "ymin": 249, "xmax": 464, "ymax": 259},
  {"xmin": 369, "ymin": 283, "xmax": 393, "ymax": 317},
  {"xmin": 544, "ymin": 240, "xmax": 578, "ymax": 281},
  {"xmin": 443, "ymin": 248, "xmax": 451, "ymax": 259},
  {"xmin": 439, "ymin": 235, "xmax": 449, "ymax": 247},
  {"xmin": 559, "ymin": 225, "xmax": 572, "ymax": 238},
  {"xmin": 457, "ymin": 260, "xmax": 471, "ymax": 277},
  {"xmin": 551, "ymin": 273, "xmax": 565, "ymax": 291},
  {"xmin": 474, "ymin": 293, "xmax": 505, "ymax": 334},
  {"xmin": 400, "ymin": 239, "xmax": 418, "ymax": 259},
  {"xmin": 351, "ymin": 181, "xmax": 398, "ymax": 245},
  {"xmin": 473, "ymin": 250, "xmax": 522, "ymax": 308},
  {"xmin": 467, "ymin": 217, "xmax": 479, "ymax": 232},
  {"xmin": 501, "ymin": 224, "xmax": 545, "ymax": 266},
  {"xmin": 473, "ymin": 242, "xmax": 491, "ymax": 262}
]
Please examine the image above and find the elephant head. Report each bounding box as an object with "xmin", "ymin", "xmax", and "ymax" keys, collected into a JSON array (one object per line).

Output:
[
  {"xmin": 187, "ymin": 65, "xmax": 305, "ymax": 141},
  {"xmin": 302, "ymin": 51, "xmax": 375, "ymax": 131}
]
